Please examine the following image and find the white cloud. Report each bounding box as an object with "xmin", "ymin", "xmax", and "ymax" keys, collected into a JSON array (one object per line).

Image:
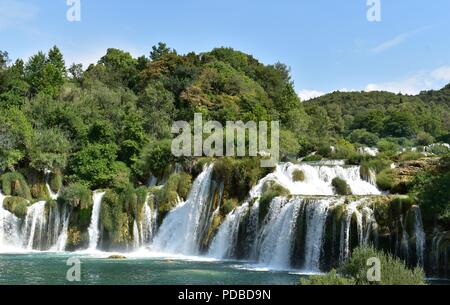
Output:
[
  {"xmin": 0, "ymin": 0, "xmax": 37, "ymax": 30},
  {"xmin": 298, "ymin": 89, "xmax": 325, "ymax": 101},
  {"xmin": 431, "ymin": 66, "xmax": 450, "ymax": 82},
  {"xmin": 365, "ymin": 65, "xmax": 450, "ymax": 95},
  {"xmin": 370, "ymin": 26, "xmax": 432, "ymax": 54}
]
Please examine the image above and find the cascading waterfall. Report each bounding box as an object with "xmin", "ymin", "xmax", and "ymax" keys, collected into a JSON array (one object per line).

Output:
[
  {"xmin": 303, "ymin": 199, "xmax": 335, "ymax": 271},
  {"xmin": 412, "ymin": 206, "xmax": 426, "ymax": 266},
  {"xmin": 0, "ymin": 192, "xmax": 22, "ymax": 251},
  {"xmin": 151, "ymin": 164, "xmax": 214, "ymax": 255},
  {"xmin": 87, "ymin": 191, "xmax": 106, "ymax": 250},
  {"xmin": 140, "ymin": 196, "xmax": 155, "ymax": 247},
  {"xmin": 254, "ymin": 197, "xmax": 302, "ymax": 270},
  {"xmin": 23, "ymin": 201, "xmax": 47, "ymax": 250},
  {"xmin": 256, "ymin": 163, "xmax": 380, "ymax": 196},
  {"xmin": 208, "ymin": 203, "xmax": 249, "ymax": 259}
]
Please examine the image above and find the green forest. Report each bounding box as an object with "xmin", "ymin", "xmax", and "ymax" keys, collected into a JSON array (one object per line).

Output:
[{"xmin": 1, "ymin": 44, "xmax": 450, "ymax": 242}]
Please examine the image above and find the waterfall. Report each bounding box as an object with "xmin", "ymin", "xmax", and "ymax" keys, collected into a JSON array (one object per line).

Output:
[
  {"xmin": 133, "ymin": 220, "xmax": 140, "ymax": 249},
  {"xmin": 256, "ymin": 163, "xmax": 380, "ymax": 196},
  {"xmin": 412, "ymin": 206, "xmax": 426, "ymax": 266},
  {"xmin": 303, "ymin": 198, "xmax": 335, "ymax": 271},
  {"xmin": 339, "ymin": 200, "xmax": 365, "ymax": 263},
  {"xmin": 87, "ymin": 191, "xmax": 106, "ymax": 250},
  {"xmin": 140, "ymin": 196, "xmax": 155, "ymax": 246},
  {"xmin": 254, "ymin": 197, "xmax": 302, "ymax": 270},
  {"xmin": 208, "ymin": 203, "xmax": 249, "ymax": 259},
  {"xmin": 23, "ymin": 201, "xmax": 47, "ymax": 250},
  {"xmin": 54, "ymin": 204, "xmax": 71, "ymax": 252},
  {"xmin": 0, "ymin": 192, "xmax": 22, "ymax": 251},
  {"xmin": 151, "ymin": 164, "xmax": 214, "ymax": 255}
]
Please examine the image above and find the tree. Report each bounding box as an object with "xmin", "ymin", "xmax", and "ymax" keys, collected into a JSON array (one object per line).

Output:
[
  {"xmin": 138, "ymin": 81, "xmax": 175, "ymax": 138},
  {"xmin": 150, "ymin": 42, "xmax": 175, "ymax": 61},
  {"xmin": 383, "ymin": 110, "xmax": 418, "ymax": 138},
  {"xmin": 68, "ymin": 143, "xmax": 118, "ymax": 188},
  {"xmin": 0, "ymin": 107, "xmax": 33, "ymax": 170},
  {"xmin": 28, "ymin": 128, "xmax": 71, "ymax": 171}
]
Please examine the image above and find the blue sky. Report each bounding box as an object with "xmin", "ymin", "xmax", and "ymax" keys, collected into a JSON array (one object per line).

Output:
[{"xmin": 1, "ymin": 0, "xmax": 450, "ymax": 99}]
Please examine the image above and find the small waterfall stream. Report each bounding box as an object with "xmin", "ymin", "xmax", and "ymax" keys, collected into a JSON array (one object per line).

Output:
[{"xmin": 87, "ymin": 191, "xmax": 106, "ymax": 250}]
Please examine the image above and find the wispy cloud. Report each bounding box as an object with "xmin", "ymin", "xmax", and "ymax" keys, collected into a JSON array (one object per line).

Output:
[
  {"xmin": 298, "ymin": 89, "xmax": 326, "ymax": 101},
  {"xmin": 0, "ymin": 0, "xmax": 38, "ymax": 31},
  {"xmin": 370, "ymin": 26, "xmax": 432, "ymax": 54},
  {"xmin": 365, "ymin": 65, "xmax": 450, "ymax": 94},
  {"xmin": 301, "ymin": 65, "xmax": 450, "ymax": 98}
]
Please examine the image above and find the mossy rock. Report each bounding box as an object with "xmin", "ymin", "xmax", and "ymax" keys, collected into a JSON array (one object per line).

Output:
[
  {"xmin": 49, "ymin": 169, "xmax": 63, "ymax": 193},
  {"xmin": 67, "ymin": 228, "xmax": 82, "ymax": 247},
  {"xmin": 0, "ymin": 172, "xmax": 32, "ymax": 200},
  {"xmin": 221, "ymin": 198, "xmax": 238, "ymax": 216},
  {"xmin": 3, "ymin": 196, "xmax": 30, "ymax": 218},
  {"xmin": 376, "ymin": 169, "xmax": 395, "ymax": 191},
  {"xmin": 332, "ymin": 177, "xmax": 352, "ymax": 195},
  {"xmin": 292, "ymin": 169, "xmax": 305, "ymax": 182},
  {"xmin": 58, "ymin": 183, "xmax": 92, "ymax": 209},
  {"xmin": 107, "ymin": 255, "xmax": 127, "ymax": 260}
]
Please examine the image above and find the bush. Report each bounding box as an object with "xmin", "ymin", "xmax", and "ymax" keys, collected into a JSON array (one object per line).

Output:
[
  {"xmin": 340, "ymin": 247, "xmax": 425, "ymax": 285},
  {"xmin": 377, "ymin": 139, "xmax": 399, "ymax": 154},
  {"xmin": 49, "ymin": 169, "xmax": 63, "ymax": 193},
  {"xmin": 221, "ymin": 198, "xmax": 238, "ymax": 216},
  {"xmin": 332, "ymin": 177, "xmax": 351, "ymax": 195},
  {"xmin": 0, "ymin": 172, "xmax": 32, "ymax": 200},
  {"xmin": 58, "ymin": 183, "xmax": 92, "ymax": 209},
  {"xmin": 376, "ymin": 169, "xmax": 395, "ymax": 191},
  {"xmin": 259, "ymin": 181, "xmax": 290, "ymax": 221},
  {"xmin": 300, "ymin": 270, "xmax": 355, "ymax": 285},
  {"xmin": 348, "ymin": 129, "xmax": 379, "ymax": 147},
  {"xmin": 3, "ymin": 196, "xmax": 30, "ymax": 218},
  {"xmin": 398, "ymin": 151, "xmax": 424, "ymax": 162},
  {"xmin": 292, "ymin": 169, "xmax": 305, "ymax": 182},
  {"xmin": 333, "ymin": 139, "xmax": 356, "ymax": 160}
]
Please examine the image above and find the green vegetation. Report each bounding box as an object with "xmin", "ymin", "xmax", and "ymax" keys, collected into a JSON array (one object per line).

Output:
[
  {"xmin": 292, "ymin": 169, "xmax": 305, "ymax": 182},
  {"xmin": 259, "ymin": 181, "xmax": 290, "ymax": 221},
  {"xmin": 332, "ymin": 177, "xmax": 351, "ymax": 195},
  {"xmin": 301, "ymin": 247, "xmax": 425, "ymax": 285},
  {"xmin": 0, "ymin": 172, "xmax": 32, "ymax": 200},
  {"xmin": 3, "ymin": 196, "xmax": 30, "ymax": 218}
]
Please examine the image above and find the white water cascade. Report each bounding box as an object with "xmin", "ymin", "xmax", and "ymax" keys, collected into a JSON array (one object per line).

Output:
[
  {"xmin": 151, "ymin": 164, "xmax": 214, "ymax": 255},
  {"xmin": 87, "ymin": 191, "xmax": 106, "ymax": 250},
  {"xmin": 139, "ymin": 196, "xmax": 155, "ymax": 247},
  {"xmin": 23, "ymin": 201, "xmax": 47, "ymax": 250},
  {"xmin": 412, "ymin": 206, "xmax": 426, "ymax": 266},
  {"xmin": 255, "ymin": 163, "xmax": 380, "ymax": 196},
  {"xmin": 303, "ymin": 198, "xmax": 336, "ymax": 271},
  {"xmin": 0, "ymin": 193, "xmax": 22, "ymax": 251},
  {"xmin": 254, "ymin": 197, "xmax": 302, "ymax": 270}
]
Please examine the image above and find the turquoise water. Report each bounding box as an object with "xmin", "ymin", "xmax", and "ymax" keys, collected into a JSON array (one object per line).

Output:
[{"xmin": 0, "ymin": 252, "xmax": 304, "ymax": 285}]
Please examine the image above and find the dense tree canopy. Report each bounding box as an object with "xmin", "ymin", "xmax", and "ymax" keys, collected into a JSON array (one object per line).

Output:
[{"xmin": 0, "ymin": 44, "xmax": 449, "ymax": 190}]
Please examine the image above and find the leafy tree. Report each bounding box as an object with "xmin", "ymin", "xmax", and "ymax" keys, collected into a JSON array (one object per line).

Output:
[
  {"xmin": 0, "ymin": 107, "xmax": 32, "ymax": 170},
  {"xmin": 28, "ymin": 128, "xmax": 71, "ymax": 171},
  {"xmin": 68, "ymin": 143, "xmax": 119, "ymax": 188}
]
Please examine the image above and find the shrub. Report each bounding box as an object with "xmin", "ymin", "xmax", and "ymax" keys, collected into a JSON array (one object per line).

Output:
[
  {"xmin": 292, "ymin": 169, "xmax": 305, "ymax": 182},
  {"xmin": 3, "ymin": 196, "xmax": 30, "ymax": 218},
  {"xmin": 259, "ymin": 181, "xmax": 290, "ymax": 221},
  {"xmin": 398, "ymin": 151, "xmax": 424, "ymax": 162},
  {"xmin": 332, "ymin": 177, "xmax": 351, "ymax": 195},
  {"xmin": 221, "ymin": 198, "xmax": 238, "ymax": 216},
  {"xmin": 376, "ymin": 169, "xmax": 395, "ymax": 191},
  {"xmin": 334, "ymin": 139, "xmax": 357, "ymax": 160},
  {"xmin": 300, "ymin": 270, "xmax": 355, "ymax": 285},
  {"xmin": 377, "ymin": 139, "xmax": 399, "ymax": 154},
  {"xmin": 49, "ymin": 169, "xmax": 63, "ymax": 193},
  {"xmin": 0, "ymin": 172, "xmax": 32, "ymax": 200},
  {"xmin": 340, "ymin": 247, "xmax": 425, "ymax": 285},
  {"xmin": 58, "ymin": 183, "xmax": 92, "ymax": 209}
]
